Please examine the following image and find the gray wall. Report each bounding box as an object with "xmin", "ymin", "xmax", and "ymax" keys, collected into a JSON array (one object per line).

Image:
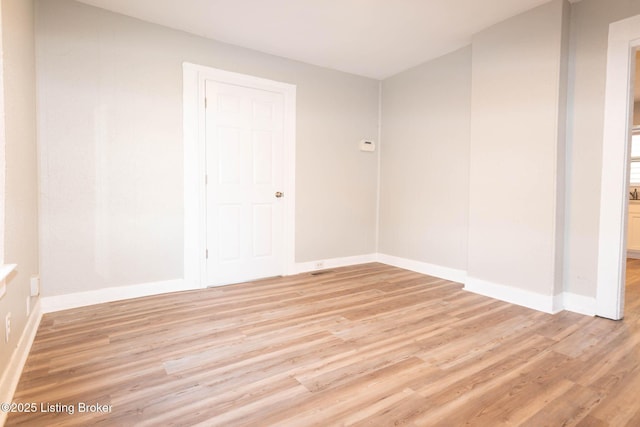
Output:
[
  {"xmin": 379, "ymin": 0, "xmax": 640, "ymax": 303},
  {"xmin": 36, "ymin": 0, "xmax": 379, "ymax": 297},
  {"xmin": 32, "ymin": 0, "xmax": 640, "ymax": 304},
  {"xmin": 0, "ymin": 0, "xmax": 39, "ymax": 387},
  {"xmin": 379, "ymin": 47, "xmax": 471, "ymax": 271},
  {"xmin": 565, "ymin": 0, "xmax": 640, "ymax": 297},
  {"xmin": 379, "ymin": 0, "xmax": 573, "ymax": 301},
  {"xmin": 468, "ymin": 0, "xmax": 567, "ymax": 296}
]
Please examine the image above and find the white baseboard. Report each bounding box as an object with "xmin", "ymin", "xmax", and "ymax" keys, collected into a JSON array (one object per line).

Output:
[
  {"xmin": 41, "ymin": 279, "xmax": 198, "ymax": 313},
  {"xmin": 553, "ymin": 293, "xmax": 565, "ymax": 314},
  {"xmin": 39, "ymin": 261, "xmax": 600, "ymax": 318},
  {"xmin": 0, "ymin": 300, "xmax": 42, "ymax": 426},
  {"xmin": 293, "ymin": 253, "xmax": 378, "ymax": 275},
  {"xmin": 562, "ymin": 292, "xmax": 597, "ymax": 316},
  {"xmin": 376, "ymin": 253, "xmax": 466, "ymax": 283},
  {"xmin": 464, "ymin": 276, "xmax": 561, "ymax": 314}
]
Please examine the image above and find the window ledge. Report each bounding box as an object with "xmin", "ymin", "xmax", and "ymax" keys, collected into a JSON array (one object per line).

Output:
[{"xmin": 0, "ymin": 264, "xmax": 16, "ymax": 282}]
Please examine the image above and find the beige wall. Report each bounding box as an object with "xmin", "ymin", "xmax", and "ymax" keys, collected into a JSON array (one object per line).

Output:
[
  {"xmin": 565, "ymin": 0, "xmax": 640, "ymax": 297},
  {"xmin": 0, "ymin": 0, "xmax": 39, "ymax": 390},
  {"xmin": 35, "ymin": 0, "xmax": 379, "ymax": 297},
  {"xmin": 379, "ymin": 47, "xmax": 471, "ymax": 270},
  {"xmin": 467, "ymin": 0, "xmax": 568, "ymax": 296}
]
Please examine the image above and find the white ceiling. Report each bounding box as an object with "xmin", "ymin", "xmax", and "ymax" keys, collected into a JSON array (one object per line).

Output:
[{"xmin": 76, "ymin": 0, "xmax": 570, "ymax": 79}]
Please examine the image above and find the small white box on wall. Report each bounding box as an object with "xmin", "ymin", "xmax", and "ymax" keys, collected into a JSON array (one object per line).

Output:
[
  {"xmin": 359, "ymin": 139, "xmax": 375, "ymax": 152},
  {"xmin": 30, "ymin": 275, "xmax": 40, "ymax": 296}
]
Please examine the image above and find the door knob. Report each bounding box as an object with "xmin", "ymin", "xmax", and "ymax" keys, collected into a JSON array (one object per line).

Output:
[{"xmin": 275, "ymin": 191, "xmax": 284, "ymax": 198}]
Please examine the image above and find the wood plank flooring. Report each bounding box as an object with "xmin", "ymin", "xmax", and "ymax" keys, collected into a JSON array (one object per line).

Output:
[{"xmin": 6, "ymin": 262, "xmax": 640, "ymax": 426}]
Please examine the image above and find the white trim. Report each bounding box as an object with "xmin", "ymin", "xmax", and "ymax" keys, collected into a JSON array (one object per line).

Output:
[
  {"xmin": 40, "ymin": 279, "xmax": 194, "ymax": 313},
  {"xmin": 293, "ymin": 254, "xmax": 377, "ymax": 275},
  {"xmin": 597, "ymin": 15, "xmax": 640, "ymax": 320},
  {"xmin": 553, "ymin": 293, "xmax": 565, "ymax": 314},
  {"xmin": 183, "ymin": 63, "xmax": 206, "ymax": 288},
  {"xmin": 562, "ymin": 292, "xmax": 596, "ymax": 316},
  {"xmin": 35, "ymin": 264, "xmax": 598, "ymax": 318},
  {"xmin": 376, "ymin": 253, "xmax": 466, "ymax": 284},
  {"xmin": 0, "ymin": 263, "xmax": 16, "ymax": 282},
  {"xmin": 464, "ymin": 276, "xmax": 562, "ymax": 314},
  {"xmin": 183, "ymin": 63, "xmax": 297, "ymax": 288},
  {"xmin": 0, "ymin": 300, "xmax": 42, "ymax": 426},
  {"xmin": 23, "ymin": 254, "xmax": 599, "ymax": 313}
]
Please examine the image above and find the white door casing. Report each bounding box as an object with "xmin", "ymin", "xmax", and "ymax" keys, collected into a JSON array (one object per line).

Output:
[
  {"xmin": 597, "ymin": 15, "xmax": 640, "ymax": 320},
  {"xmin": 205, "ymin": 80, "xmax": 284, "ymax": 285},
  {"xmin": 183, "ymin": 63, "xmax": 296, "ymax": 289}
]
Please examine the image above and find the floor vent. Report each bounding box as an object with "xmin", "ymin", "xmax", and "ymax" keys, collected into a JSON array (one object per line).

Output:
[{"xmin": 310, "ymin": 270, "xmax": 334, "ymax": 276}]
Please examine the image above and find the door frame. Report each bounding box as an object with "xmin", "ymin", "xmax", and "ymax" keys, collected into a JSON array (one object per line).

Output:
[
  {"xmin": 597, "ymin": 15, "xmax": 640, "ymax": 319},
  {"xmin": 183, "ymin": 63, "xmax": 296, "ymax": 288}
]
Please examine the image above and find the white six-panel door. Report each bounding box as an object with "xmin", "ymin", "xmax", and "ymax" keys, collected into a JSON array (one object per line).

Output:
[{"xmin": 205, "ymin": 80, "xmax": 285, "ymax": 286}]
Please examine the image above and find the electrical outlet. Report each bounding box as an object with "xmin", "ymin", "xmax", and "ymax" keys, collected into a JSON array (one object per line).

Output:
[
  {"xmin": 5, "ymin": 312, "xmax": 11, "ymax": 343},
  {"xmin": 315, "ymin": 261, "xmax": 324, "ymax": 269}
]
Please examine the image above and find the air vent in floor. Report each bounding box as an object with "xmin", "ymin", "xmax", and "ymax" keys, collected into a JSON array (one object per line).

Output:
[{"xmin": 310, "ymin": 270, "xmax": 334, "ymax": 276}]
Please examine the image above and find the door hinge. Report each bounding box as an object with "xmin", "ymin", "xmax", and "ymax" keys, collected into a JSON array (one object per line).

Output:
[
  {"xmin": 205, "ymin": 174, "xmax": 208, "ymax": 185},
  {"xmin": 204, "ymin": 97, "xmax": 207, "ymax": 109},
  {"xmin": 206, "ymin": 249, "xmax": 209, "ymax": 259}
]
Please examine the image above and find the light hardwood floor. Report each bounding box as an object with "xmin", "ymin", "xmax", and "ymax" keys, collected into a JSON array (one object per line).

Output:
[{"xmin": 6, "ymin": 262, "xmax": 640, "ymax": 426}]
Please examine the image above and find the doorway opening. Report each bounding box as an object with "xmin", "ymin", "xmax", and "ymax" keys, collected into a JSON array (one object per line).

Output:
[
  {"xmin": 625, "ymin": 50, "xmax": 640, "ymax": 313},
  {"xmin": 597, "ymin": 15, "xmax": 640, "ymax": 320}
]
